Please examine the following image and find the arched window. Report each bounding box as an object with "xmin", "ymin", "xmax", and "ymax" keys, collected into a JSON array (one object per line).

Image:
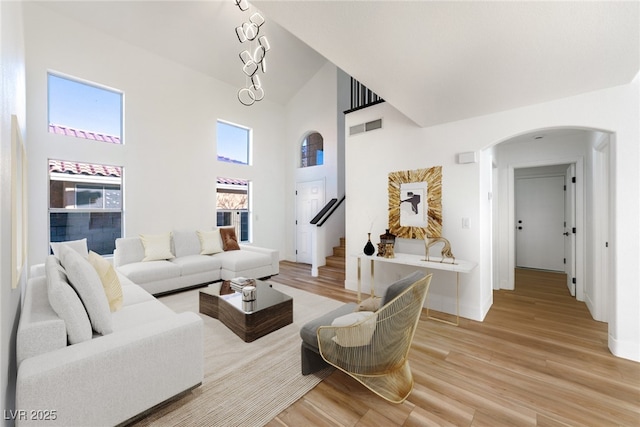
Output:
[{"xmin": 300, "ymin": 132, "xmax": 323, "ymax": 167}]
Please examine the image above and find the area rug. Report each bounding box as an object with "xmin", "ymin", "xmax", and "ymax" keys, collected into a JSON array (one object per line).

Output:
[{"xmin": 130, "ymin": 282, "xmax": 344, "ymax": 427}]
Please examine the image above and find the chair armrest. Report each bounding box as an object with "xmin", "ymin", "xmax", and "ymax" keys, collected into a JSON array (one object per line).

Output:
[{"xmin": 16, "ymin": 312, "xmax": 203, "ymax": 427}]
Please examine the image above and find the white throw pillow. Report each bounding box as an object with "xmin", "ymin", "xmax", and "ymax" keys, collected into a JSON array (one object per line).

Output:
[
  {"xmin": 139, "ymin": 232, "xmax": 174, "ymax": 261},
  {"xmin": 50, "ymin": 238, "xmax": 88, "ymax": 259},
  {"xmin": 197, "ymin": 229, "xmax": 223, "ymax": 255},
  {"xmin": 331, "ymin": 311, "xmax": 377, "ymax": 347},
  {"xmin": 46, "ymin": 256, "xmax": 93, "ymax": 344},
  {"xmin": 59, "ymin": 245, "xmax": 113, "ymax": 335}
]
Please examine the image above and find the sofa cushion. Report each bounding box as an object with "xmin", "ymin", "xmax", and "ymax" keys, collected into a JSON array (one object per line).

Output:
[
  {"xmin": 197, "ymin": 229, "xmax": 223, "ymax": 255},
  {"xmin": 120, "ymin": 283, "xmax": 156, "ymax": 307},
  {"xmin": 111, "ymin": 299, "xmax": 176, "ymax": 332},
  {"xmin": 59, "ymin": 245, "xmax": 113, "ymax": 335},
  {"xmin": 117, "ymin": 260, "xmax": 181, "ymax": 285},
  {"xmin": 215, "ymin": 250, "xmax": 271, "ymax": 271},
  {"xmin": 172, "ymin": 230, "xmax": 201, "ymax": 258},
  {"xmin": 50, "ymin": 238, "xmax": 88, "ymax": 259},
  {"xmin": 220, "ymin": 227, "xmax": 240, "ymax": 251},
  {"xmin": 171, "ymin": 255, "xmax": 222, "ymax": 276},
  {"xmin": 140, "ymin": 232, "xmax": 175, "ymax": 261},
  {"xmin": 114, "ymin": 237, "xmax": 146, "ymax": 266},
  {"xmin": 300, "ymin": 302, "xmax": 358, "ymax": 351},
  {"xmin": 381, "ymin": 271, "xmax": 426, "ymax": 307},
  {"xmin": 45, "ymin": 256, "xmax": 92, "ymax": 344},
  {"xmin": 88, "ymin": 251, "xmax": 123, "ymax": 312}
]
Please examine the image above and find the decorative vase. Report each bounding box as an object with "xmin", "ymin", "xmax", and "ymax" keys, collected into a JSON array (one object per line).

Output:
[
  {"xmin": 363, "ymin": 233, "xmax": 375, "ymax": 255},
  {"xmin": 379, "ymin": 229, "xmax": 396, "ymax": 258}
]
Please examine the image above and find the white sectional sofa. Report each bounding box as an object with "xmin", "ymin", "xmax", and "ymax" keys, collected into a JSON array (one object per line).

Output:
[
  {"xmin": 16, "ymin": 247, "xmax": 203, "ymax": 426},
  {"xmin": 113, "ymin": 229, "xmax": 279, "ymax": 296}
]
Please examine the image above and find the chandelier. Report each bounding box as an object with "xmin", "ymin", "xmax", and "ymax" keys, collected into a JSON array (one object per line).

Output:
[{"xmin": 234, "ymin": 0, "xmax": 271, "ymax": 106}]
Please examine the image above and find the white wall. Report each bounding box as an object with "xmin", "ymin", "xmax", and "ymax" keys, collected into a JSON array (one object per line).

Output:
[
  {"xmin": 0, "ymin": 0, "xmax": 26, "ymax": 417},
  {"xmin": 24, "ymin": 3, "xmax": 287, "ymax": 267},
  {"xmin": 345, "ymin": 78, "xmax": 639, "ymax": 362},
  {"xmin": 284, "ymin": 61, "xmax": 344, "ymax": 262}
]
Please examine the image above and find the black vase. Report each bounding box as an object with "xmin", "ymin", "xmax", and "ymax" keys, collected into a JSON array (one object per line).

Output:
[{"xmin": 363, "ymin": 233, "xmax": 375, "ymax": 255}]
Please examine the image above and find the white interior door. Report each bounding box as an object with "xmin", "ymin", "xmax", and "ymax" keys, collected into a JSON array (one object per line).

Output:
[
  {"xmin": 295, "ymin": 180, "xmax": 324, "ymax": 264},
  {"xmin": 564, "ymin": 164, "xmax": 577, "ymax": 296},
  {"xmin": 515, "ymin": 175, "xmax": 565, "ymax": 271}
]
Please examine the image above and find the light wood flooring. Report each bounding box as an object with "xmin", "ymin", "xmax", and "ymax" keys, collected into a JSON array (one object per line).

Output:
[{"xmin": 268, "ymin": 263, "xmax": 640, "ymax": 426}]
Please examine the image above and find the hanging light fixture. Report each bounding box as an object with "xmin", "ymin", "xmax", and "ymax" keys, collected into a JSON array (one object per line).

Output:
[{"xmin": 234, "ymin": 0, "xmax": 270, "ymax": 106}]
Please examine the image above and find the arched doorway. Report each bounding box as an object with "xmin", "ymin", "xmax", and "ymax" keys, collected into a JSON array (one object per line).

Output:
[{"xmin": 486, "ymin": 127, "xmax": 613, "ymax": 323}]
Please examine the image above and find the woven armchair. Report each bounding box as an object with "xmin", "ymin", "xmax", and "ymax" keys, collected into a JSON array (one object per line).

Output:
[{"xmin": 316, "ymin": 273, "xmax": 431, "ymax": 403}]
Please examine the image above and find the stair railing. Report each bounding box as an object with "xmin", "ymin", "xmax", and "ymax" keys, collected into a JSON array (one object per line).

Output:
[{"xmin": 310, "ymin": 195, "xmax": 345, "ymax": 227}]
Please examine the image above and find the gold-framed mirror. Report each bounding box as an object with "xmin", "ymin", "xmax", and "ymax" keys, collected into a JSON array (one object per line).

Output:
[{"xmin": 388, "ymin": 166, "xmax": 442, "ymax": 239}]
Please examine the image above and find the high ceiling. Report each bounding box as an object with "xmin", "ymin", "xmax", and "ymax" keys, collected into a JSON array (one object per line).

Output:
[{"xmin": 36, "ymin": 1, "xmax": 639, "ymax": 127}]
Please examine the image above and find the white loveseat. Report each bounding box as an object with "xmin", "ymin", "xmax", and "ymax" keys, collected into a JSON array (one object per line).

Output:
[
  {"xmin": 113, "ymin": 229, "xmax": 279, "ymax": 296},
  {"xmin": 15, "ymin": 249, "xmax": 203, "ymax": 426}
]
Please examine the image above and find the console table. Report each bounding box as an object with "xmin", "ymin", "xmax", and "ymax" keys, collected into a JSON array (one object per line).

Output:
[{"xmin": 354, "ymin": 252, "xmax": 477, "ymax": 326}]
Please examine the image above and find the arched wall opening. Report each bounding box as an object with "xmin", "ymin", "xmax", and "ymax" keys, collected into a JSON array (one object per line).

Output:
[{"xmin": 482, "ymin": 126, "xmax": 614, "ymax": 325}]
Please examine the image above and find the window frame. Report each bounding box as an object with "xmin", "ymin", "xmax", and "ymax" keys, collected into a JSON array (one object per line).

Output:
[
  {"xmin": 216, "ymin": 119, "xmax": 252, "ymax": 166},
  {"xmin": 47, "ymin": 71, "xmax": 124, "ymax": 144},
  {"xmin": 48, "ymin": 159, "xmax": 124, "ymax": 256},
  {"xmin": 300, "ymin": 132, "xmax": 324, "ymax": 168}
]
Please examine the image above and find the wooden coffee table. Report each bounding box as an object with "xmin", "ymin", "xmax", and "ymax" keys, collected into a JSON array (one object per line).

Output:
[{"xmin": 199, "ymin": 280, "xmax": 293, "ymax": 342}]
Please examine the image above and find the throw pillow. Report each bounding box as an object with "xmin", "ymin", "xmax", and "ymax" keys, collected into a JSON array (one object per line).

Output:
[
  {"xmin": 88, "ymin": 251, "xmax": 123, "ymax": 312},
  {"xmin": 59, "ymin": 245, "xmax": 113, "ymax": 335},
  {"xmin": 45, "ymin": 256, "xmax": 93, "ymax": 344},
  {"xmin": 220, "ymin": 227, "xmax": 240, "ymax": 251},
  {"xmin": 197, "ymin": 229, "xmax": 224, "ymax": 255},
  {"xmin": 331, "ymin": 311, "xmax": 377, "ymax": 347},
  {"xmin": 50, "ymin": 238, "xmax": 88, "ymax": 259},
  {"xmin": 355, "ymin": 295, "xmax": 382, "ymax": 312},
  {"xmin": 139, "ymin": 232, "xmax": 174, "ymax": 261}
]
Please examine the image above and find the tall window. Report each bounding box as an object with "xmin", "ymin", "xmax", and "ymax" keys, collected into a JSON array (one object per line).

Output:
[
  {"xmin": 216, "ymin": 177, "xmax": 250, "ymax": 242},
  {"xmin": 48, "ymin": 73, "xmax": 123, "ymax": 143},
  {"xmin": 217, "ymin": 120, "xmax": 250, "ymax": 165},
  {"xmin": 49, "ymin": 160, "xmax": 122, "ymax": 255},
  {"xmin": 300, "ymin": 132, "xmax": 323, "ymax": 167}
]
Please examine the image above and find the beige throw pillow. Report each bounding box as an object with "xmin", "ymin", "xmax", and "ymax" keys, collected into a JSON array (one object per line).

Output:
[
  {"xmin": 331, "ymin": 311, "xmax": 378, "ymax": 347},
  {"xmin": 355, "ymin": 296, "xmax": 382, "ymax": 312},
  {"xmin": 140, "ymin": 232, "xmax": 174, "ymax": 261},
  {"xmin": 197, "ymin": 229, "xmax": 223, "ymax": 255},
  {"xmin": 88, "ymin": 251, "xmax": 123, "ymax": 312}
]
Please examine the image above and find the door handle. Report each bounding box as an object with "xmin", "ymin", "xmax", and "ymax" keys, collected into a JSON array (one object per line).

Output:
[{"xmin": 563, "ymin": 232, "xmax": 570, "ymax": 236}]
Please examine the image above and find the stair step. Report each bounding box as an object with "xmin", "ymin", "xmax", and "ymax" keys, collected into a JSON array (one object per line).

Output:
[
  {"xmin": 333, "ymin": 246, "xmax": 346, "ymax": 257},
  {"xmin": 325, "ymin": 255, "xmax": 345, "ymax": 268},
  {"xmin": 339, "ymin": 237, "xmax": 346, "ymax": 247}
]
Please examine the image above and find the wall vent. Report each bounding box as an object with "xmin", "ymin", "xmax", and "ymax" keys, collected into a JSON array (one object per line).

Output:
[{"xmin": 349, "ymin": 118, "xmax": 383, "ymax": 136}]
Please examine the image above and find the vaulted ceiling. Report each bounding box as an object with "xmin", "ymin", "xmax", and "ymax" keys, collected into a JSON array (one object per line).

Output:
[{"xmin": 36, "ymin": 1, "xmax": 639, "ymax": 127}]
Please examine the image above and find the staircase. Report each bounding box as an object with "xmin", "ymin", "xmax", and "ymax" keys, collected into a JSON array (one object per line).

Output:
[{"xmin": 318, "ymin": 237, "xmax": 345, "ymax": 280}]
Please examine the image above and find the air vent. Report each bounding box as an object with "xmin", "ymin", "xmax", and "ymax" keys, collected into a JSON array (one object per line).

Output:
[{"xmin": 349, "ymin": 118, "xmax": 383, "ymax": 136}]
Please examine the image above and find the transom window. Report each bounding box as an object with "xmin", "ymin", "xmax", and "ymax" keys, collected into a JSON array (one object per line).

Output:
[
  {"xmin": 217, "ymin": 120, "xmax": 251, "ymax": 165},
  {"xmin": 48, "ymin": 73, "xmax": 123, "ymax": 143},
  {"xmin": 300, "ymin": 132, "xmax": 323, "ymax": 167}
]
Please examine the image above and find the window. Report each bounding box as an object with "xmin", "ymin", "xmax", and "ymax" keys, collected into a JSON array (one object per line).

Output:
[
  {"xmin": 216, "ymin": 177, "xmax": 250, "ymax": 242},
  {"xmin": 217, "ymin": 120, "xmax": 250, "ymax": 165},
  {"xmin": 48, "ymin": 73, "xmax": 123, "ymax": 143},
  {"xmin": 49, "ymin": 160, "xmax": 122, "ymax": 255},
  {"xmin": 300, "ymin": 132, "xmax": 323, "ymax": 167}
]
